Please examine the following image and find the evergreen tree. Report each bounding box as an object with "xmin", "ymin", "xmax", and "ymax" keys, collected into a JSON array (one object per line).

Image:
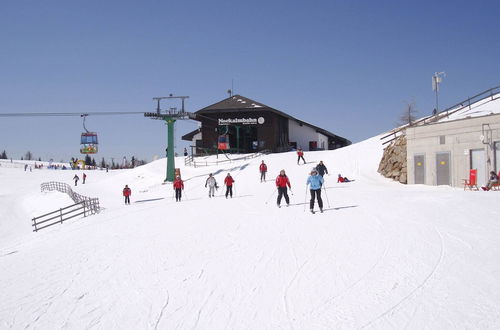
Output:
[
  {"xmin": 38, "ymin": 157, "xmax": 42, "ymax": 161},
  {"xmin": 0, "ymin": 150, "xmax": 7, "ymax": 159},
  {"xmin": 25, "ymin": 151, "xmax": 33, "ymax": 160},
  {"xmin": 84, "ymin": 154, "xmax": 92, "ymax": 165},
  {"xmin": 92, "ymin": 158, "xmax": 96, "ymax": 167},
  {"xmin": 100, "ymin": 157, "xmax": 106, "ymax": 168},
  {"xmin": 131, "ymin": 156, "xmax": 135, "ymax": 168}
]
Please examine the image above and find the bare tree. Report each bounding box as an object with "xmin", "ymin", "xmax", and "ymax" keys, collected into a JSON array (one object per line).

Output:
[{"xmin": 398, "ymin": 100, "xmax": 418, "ymax": 126}]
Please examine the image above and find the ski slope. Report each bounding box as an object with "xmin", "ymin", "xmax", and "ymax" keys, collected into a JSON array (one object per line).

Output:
[{"xmin": 1, "ymin": 136, "xmax": 500, "ymax": 329}]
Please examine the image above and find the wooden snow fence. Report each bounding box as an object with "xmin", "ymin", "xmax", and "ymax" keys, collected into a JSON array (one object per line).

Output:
[{"xmin": 32, "ymin": 181, "xmax": 100, "ymax": 232}]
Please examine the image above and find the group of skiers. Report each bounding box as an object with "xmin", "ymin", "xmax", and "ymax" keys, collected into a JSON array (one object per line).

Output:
[
  {"xmin": 72, "ymin": 173, "xmax": 87, "ymax": 186},
  {"xmin": 120, "ymin": 152, "xmax": 351, "ymax": 213},
  {"xmin": 272, "ymin": 160, "xmax": 327, "ymax": 213}
]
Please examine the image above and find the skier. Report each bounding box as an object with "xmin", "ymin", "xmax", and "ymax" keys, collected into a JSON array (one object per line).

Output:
[
  {"xmin": 259, "ymin": 160, "xmax": 268, "ymax": 182},
  {"xmin": 275, "ymin": 169, "xmax": 291, "ymax": 207},
  {"xmin": 205, "ymin": 173, "xmax": 218, "ymax": 198},
  {"xmin": 123, "ymin": 185, "xmax": 131, "ymax": 205},
  {"xmin": 316, "ymin": 161, "xmax": 328, "ymax": 177},
  {"xmin": 224, "ymin": 173, "xmax": 235, "ymax": 198},
  {"xmin": 83, "ymin": 172, "xmax": 87, "ymax": 184},
  {"xmin": 297, "ymin": 148, "xmax": 306, "ymax": 165},
  {"xmin": 307, "ymin": 168, "xmax": 324, "ymax": 213},
  {"xmin": 73, "ymin": 174, "xmax": 79, "ymax": 186},
  {"xmin": 173, "ymin": 175, "xmax": 184, "ymax": 201},
  {"xmin": 337, "ymin": 174, "xmax": 351, "ymax": 183}
]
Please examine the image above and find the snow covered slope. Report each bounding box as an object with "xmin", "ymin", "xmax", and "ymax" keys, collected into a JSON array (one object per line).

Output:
[{"xmin": 1, "ymin": 136, "xmax": 500, "ymax": 329}]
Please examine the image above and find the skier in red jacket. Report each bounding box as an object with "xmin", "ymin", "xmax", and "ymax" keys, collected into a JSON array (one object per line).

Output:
[
  {"xmin": 123, "ymin": 185, "xmax": 131, "ymax": 205},
  {"xmin": 297, "ymin": 148, "xmax": 306, "ymax": 165},
  {"xmin": 259, "ymin": 160, "xmax": 268, "ymax": 182},
  {"xmin": 275, "ymin": 169, "xmax": 291, "ymax": 207},
  {"xmin": 224, "ymin": 173, "xmax": 235, "ymax": 198},
  {"xmin": 173, "ymin": 176, "xmax": 184, "ymax": 201}
]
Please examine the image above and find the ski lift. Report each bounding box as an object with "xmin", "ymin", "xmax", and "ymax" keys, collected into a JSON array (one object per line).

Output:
[
  {"xmin": 218, "ymin": 134, "xmax": 230, "ymax": 150},
  {"xmin": 217, "ymin": 125, "xmax": 230, "ymax": 150},
  {"xmin": 80, "ymin": 114, "xmax": 98, "ymax": 154}
]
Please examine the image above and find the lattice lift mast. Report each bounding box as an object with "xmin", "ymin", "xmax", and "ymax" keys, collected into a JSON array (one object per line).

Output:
[{"xmin": 144, "ymin": 95, "xmax": 192, "ymax": 182}]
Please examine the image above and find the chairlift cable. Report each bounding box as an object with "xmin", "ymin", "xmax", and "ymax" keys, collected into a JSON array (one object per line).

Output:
[{"xmin": 0, "ymin": 111, "xmax": 148, "ymax": 117}]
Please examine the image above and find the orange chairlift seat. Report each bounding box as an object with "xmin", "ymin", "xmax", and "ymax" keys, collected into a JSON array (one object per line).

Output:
[{"xmin": 463, "ymin": 169, "xmax": 478, "ymax": 190}]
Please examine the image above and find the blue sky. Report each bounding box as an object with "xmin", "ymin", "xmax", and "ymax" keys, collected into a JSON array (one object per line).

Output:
[{"xmin": 1, "ymin": 0, "xmax": 499, "ymax": 162}]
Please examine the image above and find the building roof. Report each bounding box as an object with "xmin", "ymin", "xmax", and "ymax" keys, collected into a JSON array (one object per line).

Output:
[
  {"xmin": 181, "ymin": 128, "xmax": 201, "ymax": 141},
  {"xmin": 194, "ymin": 95, "xmax": 351, "ymax": 144},
  {"xmin": 198, "ymin": 95, "xmax": 268, "ymax": 111}
]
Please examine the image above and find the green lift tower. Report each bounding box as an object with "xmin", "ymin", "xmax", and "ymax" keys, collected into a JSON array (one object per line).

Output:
[{"xmin": 145, "ymin": 95, "xmax": 193, "ymax": 182}]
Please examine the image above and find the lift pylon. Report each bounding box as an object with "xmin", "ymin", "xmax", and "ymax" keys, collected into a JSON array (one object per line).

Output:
[{"xmin": 145, "ymin": 95, "xmax": 193, "ymax": 182}]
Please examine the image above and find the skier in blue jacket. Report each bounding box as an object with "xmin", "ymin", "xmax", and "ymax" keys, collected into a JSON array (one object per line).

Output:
[{"xmin": 306, "ymin": 168, "xmax": 324, "ymax": 213}]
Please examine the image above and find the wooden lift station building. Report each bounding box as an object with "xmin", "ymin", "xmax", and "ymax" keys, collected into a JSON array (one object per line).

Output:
[{"xmin": 182, "ymin": 95, "xmax": 351, "ymax": 154}]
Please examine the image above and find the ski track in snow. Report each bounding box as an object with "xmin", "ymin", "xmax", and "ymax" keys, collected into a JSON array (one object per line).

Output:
[
  {"xmin": 360, "ymin": 221, "xmax": 445, "ymax": 328},
  {"xmin": 307, "ymin": 214, "xmax": 390, "ymax": 319}
]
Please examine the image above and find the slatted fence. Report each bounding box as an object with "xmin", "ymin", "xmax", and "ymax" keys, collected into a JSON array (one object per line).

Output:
[{"xmin": 32, "ymin": 182, "xmax": 100, "ymax": 232}]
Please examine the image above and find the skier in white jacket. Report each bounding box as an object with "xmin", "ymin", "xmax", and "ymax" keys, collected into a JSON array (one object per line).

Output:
[{"xmin": 205, "ymin": 173, "xmax": 218, "ymax": 197}]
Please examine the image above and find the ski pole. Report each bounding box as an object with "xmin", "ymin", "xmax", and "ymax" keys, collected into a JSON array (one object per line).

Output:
[
  {"xmin": 265, "ymin": 188, "xmax": 277, "ymax": 204},
  {"xmin": 323, "ymin": 185, "xmax": 331, "ymax": 208},
  {"xmin": 304, "ymin": 185, "xmax": 308, "ymax": 212}
]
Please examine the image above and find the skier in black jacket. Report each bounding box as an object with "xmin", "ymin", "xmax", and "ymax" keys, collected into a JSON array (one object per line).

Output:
[{"xmin": 316, "ymin": 161, "xmax": 328, "ymax": 177}]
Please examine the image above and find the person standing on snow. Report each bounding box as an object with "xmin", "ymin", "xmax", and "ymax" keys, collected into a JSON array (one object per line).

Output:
[
  {"xmin": 205, "ymin": 173, "xmax": 218, "ymax": 197},
  {"xmin": 259, "ymin": 160, "xmax": 268, "ymax": 182},
  {"xmin": 307, "ymin": 168, "xmax": 324, "ymax": 213},
  {"xmin": 173, "ymin": 175, "xmax": 184, "ymax": 201},
  {"xmin": 224, "ymin": 173, "xmax": 235, "ymax": 198},
  {"xmin": 83, "ymin": 172, "xmax": 87, "ymax": 184},
  {"xmin": 123, "ymin": 185, "xmax": 131, "ymax": 205},
  {"xmin": 316, "ymin": 161, "xmax": 328, "ymax": 177},
  {"xmin": 73, "ymin": 174, "xmax": 79, "ymax": 186},
  {"xmin": 275, "ymin": 169, "xmax": 291, "ymax": 207},
  {"xmin": 297, "ymin": 148, "xmax": 306, "ymax": 165}
]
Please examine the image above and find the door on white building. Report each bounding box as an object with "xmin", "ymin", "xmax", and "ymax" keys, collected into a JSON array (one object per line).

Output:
[
  {"xmin": 470, "ymin": 149, "xmax": 486, "ymax": 187},
  {"xmin": 414, "ymin": 154, "xmax": 425, "ymax": 184},
  {"xmin": 436, "ymin": 152, "xmax": 451, "ymax": 186},
  {"xmin": 494, "ymin": 142, "xmax": 500, "ymax": 173}
]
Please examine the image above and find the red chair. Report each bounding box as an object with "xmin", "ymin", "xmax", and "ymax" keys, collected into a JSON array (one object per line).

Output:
[{"xmin": 463, "ymin": 169, "xmax": 479, "ymax": 190}]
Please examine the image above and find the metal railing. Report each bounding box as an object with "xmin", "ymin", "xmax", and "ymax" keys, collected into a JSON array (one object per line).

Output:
[
  {"xmin": 189, "ymin": 150, "xmax": 270, "ymax": 168},
  {"xmin": 381, "ymin": 85, "xmax": 500, "ymax": 145},
  {"xmin": 184, "ymin": 155, "xmax": 193, "ymax": 166},
  {"xmin": 32, "ymin": 181, "xmax": 100, "ymax": 232}
]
